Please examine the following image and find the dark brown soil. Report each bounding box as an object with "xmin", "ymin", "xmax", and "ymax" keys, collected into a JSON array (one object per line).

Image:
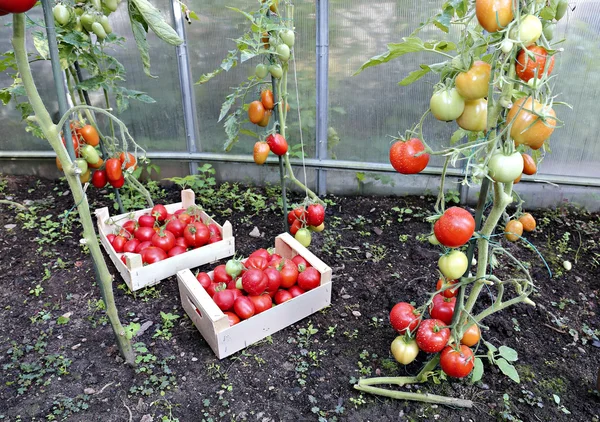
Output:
[{"xmin": 0, "ymin": 175, "xmax": 599, "ymax": 422}]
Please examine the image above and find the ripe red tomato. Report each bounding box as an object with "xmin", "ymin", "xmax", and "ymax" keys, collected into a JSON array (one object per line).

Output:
[
  {"xmin": 78, "ymin": 124, "xmax": 100, "ymax": 147},
  {"xmin": 289, "ymin": 219, "xmax": 302, "ymax": 236},
  {"xmin": 415, "ymin": 319, "xmax": 450, "ymax": 353},
  {"xmin": 123, "ymin": 238, "xmax": 140, "ymax": 253},
  {"xmin": 177, "ymin": 212, "xmax": 193, "ymax": 225},
  {"xmin": 241, "ymin": 269, "xmax": 268, "ymax": 296},
  {"xmin": 213, "ymin": 289, "xmax": 235, "ymax": 311},
  {"xmin": 0, "ymin": 0, "xmax": 37, "ymax": 14},
  {"xmin": 245, "ymin": 256, "xmax": 269, "ymax": 271},
  {"xmin": 137, "ymin": 214, "xmax": 156, "ymax": 228},
  {"xmin": 287, "ymin": 285, "xmax": 305, "ymax": 297},
  {"xmin": 141, "ymin": 246, "xmax": 167, "ymax": 264},
  {"xmin": 196, "ymin": 272, "xmax": 212, "ymax": 289},
  {"xmin": 109, "ymin": 175, "xmax": 125, "ymax": 189},
  {"xmin": 135, "ymin": 241, "xmax": 153, "ymax": 253},
  {"xmin": 436, "ymin": 278, "xmax": 459, "ymax": 298},
  {"xmin": 274, "ymin": 289, "xmax": 293, "ymax": 304},
  {"xmin": 165, "ymin": 218, "xmax": 186, "ymax": 238},
  {"xmin": 91, "ymin": 170, "xmax": 107, "ymax": 188},
  {"xmin": 253, "ymin": 141, "xmax": 270, "ymax": 165},
  {"xmin": 389, "ymin": 302, "xmax": 421, "ymax": 334},
  {"xmin": 297, "ymin": 267, "xmax": 321, "ymax": 291},
  {"xmin": 291, "ymin": 255, "xmax": 310, "ymax": 269},
  {"xmin": 106, "ymin": 234, "xmax": 116, "ymax": 244},
  {"xmin": 224, "ymin": 311, "xmax": 240, "ymax": 326},
  {"xmin": 516, "ymin": 45, "xmax": 555, "ymax": 82},
  {"xmin": 119, "ymin": 151, "xmax": 137, "ymax": 170},
  {"xmin": 183, "ymin": 222, "xmax": 210, "ymax": 248},
  {"xmin": 279, "ymin": 260, "xmax": 299, "ymax": 288},
  {"xmin": 429, "ymin": 294, "xmax": 456, "ymax": 325},
  {"xmin": 168, "ymin": 245, "xmax": 187, "ymax": 257},
  {"xmin": 105, "ymin": 158, "xmax": 122, "ymax": 182},
  {"xmin": 306, "ymin": 204, "xmax": 325, "ymax": 227},
  {"xmin": 266, "ymin": 133, "xmax": 289, "ymax": 156},
  {"xmin": 207, "ymin": 222, "xmax": 221, "ymax": 238},
  {"xmin": 389, "ymin": 138, "xmax": 430, "ymax": 174},
  {"xmin": 287, "ymin": 210, "xmax": 297, "ymax": 225},
  {"xmin": 233, "ymin": 296, "xmax": 256, "ymax": 320},
  {"xmin": 249, "ymin": 294, "xmax": 273, "ymax": 314},
  {"xmin": 111, "ymin": 235, "xmax": 127, "ymax": 253},
  {"xmin": 213, "ymin": 265, "xmax": 233, "ymax": 284},
  {"xmin": 151, "ymin": 204, "xmax": 168, "ymax": 222},
  {"xmin": 134, "ymin": 226, "xmax": 155, "ymax": 242},
  {"xmin": 263, "ymin": 267, "xmax": 282, "ymax": 296},
  {"xmin": 440, "ymin": 345, "xmax": 474, "ymax": 378},
  {"xmin": 433, "ymin": 207, "xmax": 475, "ymax": 248}
]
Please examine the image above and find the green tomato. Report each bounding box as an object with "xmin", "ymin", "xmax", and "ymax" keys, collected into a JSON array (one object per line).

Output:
[
  {"xmin": 428, "ymin": 234, "xmax": 440, "ymax": 245},
  {"xmin": 102, "ymin": 0, "xmax": 118, "ymax": 12},
  {"xmin": 91, "ymin": 21, "xmax": 107, "ymax": 39},
  {"xmin": 53, "ymin": 4, "xmax": 71, "ymax": 26},
  {"xmin": 295, "ymin": 228, "xmax": 312, "ymax": 247},
  {"xmin": 269, "ymin": 64, "xmax": 283, "ymax": 79},
  {"xmin": 255, "ymin": 63, "xmax": 268, "ymax": 79},
  {"xmin": 390, "ymin": 336, "xmax": 419, "ymax": 365},
  {"xmin": 276, "ymin": 44, "xmax": 290, "ymax": 62},
  {"xmin": 279, "ymin": 29, "xmax": 295, "ymax": 48},
  {"xmin": 438, "ymin": 250, "xmax": 468, "ymax": 280},
  {"xmin": 430, "ymin": 88, "xmax": 465, "ymax": 121},
  {"xmin": 80, "ymin": 13, "xmax": 96, "ymax": 31},
  {"xmin": 80, "ymin": 144, "xmax": 101, "ymax": 165},
  {"xmin": 488, "ymin": 151, "xmax": 523, "ymax": 183},
  {"xmin": 500, "ymin": 38, "xmax": 513, "ymax": 54},
  {"xmin": 555, "ymin": 0, "xmax": 568, "ymax": 20},
  {"xmin": 543, "ymin": 23, "xmax": 556, "ymax": 41},
  {"xmin": 510, "ymin": 15, "xmax": 542, "ymax": 47},
  {"xmin": 74, "ymin": 158, "xmax": 89, "ymax": 174},
  {"xmin": 99, "ymin": 15, "xmax": 112, "ymax": 34},
  {"xmin": 225, "ymin": 259, "xmax": 244, "ymax": 278}
]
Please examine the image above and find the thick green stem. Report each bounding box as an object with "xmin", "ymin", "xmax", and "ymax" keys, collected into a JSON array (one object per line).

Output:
[
  {"xmin": 12, "ymin": 13, "xmax": 134, "ymax": 365},
  {"xmin": 353, "ymin": 384, "xmax": 473, "ymax": 408}
]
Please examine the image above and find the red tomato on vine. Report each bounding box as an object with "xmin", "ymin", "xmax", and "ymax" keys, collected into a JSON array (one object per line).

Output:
[{"xmin": 389, "ymin": 138, "xmax": 430, "ymax": 174}]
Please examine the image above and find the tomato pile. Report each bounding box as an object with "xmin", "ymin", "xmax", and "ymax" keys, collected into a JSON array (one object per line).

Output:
[
  {"xmin": 51, "ymin": 0, "xmax": 118, "ymax": 41},
  {"xmin": 106, "ymin": 204, "xmax": 223, "ymax": 265},
  {"xmin": 195, "ymin": 248, "xmax": 321, "ymax": 326},
  {"xmin": 286, "ymin": 203, "xmax": 326, "ymax": 248}
]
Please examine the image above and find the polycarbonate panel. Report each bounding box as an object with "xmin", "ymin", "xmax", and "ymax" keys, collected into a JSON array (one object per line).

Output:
[
  {"xmin": 0, "ymin": 1, "xmax": 185, "ymax": 153},
  {"xmin": 538, "ymin": 4, "xmax": 600, "ymax": 179},
  {"xmin": 328, "ymin": 0, "xmax": 461, "ymax": 166},
  {"xmin": 185, "ymin": 0, "xmax": 317, "ymax": 156}
]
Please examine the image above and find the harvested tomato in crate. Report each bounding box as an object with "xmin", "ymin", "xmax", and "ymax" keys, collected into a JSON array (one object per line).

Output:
[
  {"xmin": 95, "ymin": 189, "xmax": 235, "ymax": 291},
  {"xmin": 177, "ymin": 233, "xmax": 332, "ymax": 359}
]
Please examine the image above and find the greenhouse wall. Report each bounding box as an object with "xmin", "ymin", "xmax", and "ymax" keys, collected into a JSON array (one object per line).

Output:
[{"xmin": 0, "ymin": 1, "xmax": 599, "ymax": 210}]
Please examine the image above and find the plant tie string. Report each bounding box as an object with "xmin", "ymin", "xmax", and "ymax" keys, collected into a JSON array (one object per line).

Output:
[{"xmin": 291, "ymin": 48, "xmax": 310, "ymax": 201}]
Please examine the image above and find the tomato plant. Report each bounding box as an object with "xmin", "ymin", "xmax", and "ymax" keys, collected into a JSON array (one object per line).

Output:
[{"xmin": 389, "ymin": 138, "xmax": 430, "ymax": 174}]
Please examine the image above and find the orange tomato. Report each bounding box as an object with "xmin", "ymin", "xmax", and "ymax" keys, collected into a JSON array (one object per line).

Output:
[
  {"xmin": 507, "ymin": 97, "xmax": 556, "ymax": 150},
  {"xmin": 521, "ymin": 153, "xmax": 537, "ymax": 175},
  {"xmin": 77, "ymin": 124, "xmax": 100, "ymax": 147},
  {"xmin": 461, "ymin": 324, "xmax": 481, "ymax": 347},
  {"xmin": 504, "ymin": 220, "xmax": 523, "ymax": 242},
  {"xmin": 518, "ymin": 213, "xmax": 536, "ymax": 232},
  {"xmin": 455, "ymin": 61, "xmax": 491, "ymax": 100},
  {"xmin": 257, "ymin": 109, "xmax": 272, "ymax": 127},
  {"xmin": 119, "ymin": 152, "xmax": 137, "ymax": 170},
  {"xmin": 253, "ymin": 141, "xmax": 270, "ymax": 165},
  {"xmin": 248, "ymin": 101, "xmax": 266, "ymax": 124},
  {"xmin": 80, "ymin": 169, "xmax": 91, "ymax": 184},
  {"xmin": 89, "ymin": 158, "xmax": 104, "ymax": 169},
  {"xmin": 261, "ymin": 89, "xmax": 274, "ymax": 110},
  {"xmin": 476, "ymin": 0, "xmax": 514, "ymax": 32}
]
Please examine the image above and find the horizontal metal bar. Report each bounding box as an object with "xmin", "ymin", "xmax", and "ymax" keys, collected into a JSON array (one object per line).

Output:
[{"xmin": 1, "ymin": 150, "xmax": 599, "ymax": 188}]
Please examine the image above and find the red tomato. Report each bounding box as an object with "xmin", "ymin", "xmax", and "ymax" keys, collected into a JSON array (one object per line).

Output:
[
  {"xmin": 291, "ymin": 255, "xmax": 310, "ymax": 269},
  {"xmin": 105, "ymin": 158, "xmax": 122, "ymax": 182},
  {"xmin": 389, "ymin": 302, "xmax": 421, "ymax": 334},
  {"xmin": 178, "ymin": 212, "xmax": 193, "ymax": 225},
  {"xmin": 515, "ymin": 45, "xmax": 554, "ymax": 82},
  {"xmin": 141, "ymin": 246, "xmax": 167, "ymax": 264},
  {"xmin": 287, "ymin": 210, "xmax": 297, "ymax": 225},
  {"xmin": 109, "ymin": 175, "xmax": 125, "ymax": 189},
  {"xmin": 165, "ymin": 218, "xmax": 186, "ymax": 238},
  {"xmin": 436, "ymin": 278, "xmax": 459, "ymax": 298},
  {"xmin": 233, "ymin": 296, "xmax": 256, "ymax": 320},
  {"xmin": 78, "ymin": 125, "xmax": 100, "ymax": 147},
  {"xmin": 279, "ymin": 260, "xmax": 299, "ymax": 288},
  {"xmin": 168, "ymin": 245, "xmax": 187, "ymax": 257},
  {"xmin": 263, "ymin": 267, "xmax": 282, "ymax": 296},
  {"xmin": 213, "ymin": 265, "xmax": 233, "ymax": 284},
  {"xmin": 122, "ymin": 219, "xmax": 136, "ymax": 234},
  {"xmin": 138, "ymin": 214, "xmax": 156, "ymax": 228},
  {"xmin": 274, "ymin": 289, "xmax": 293, "ymax": 304},
  {"xmin": 119, "ymin": 151, "xmax": 137, "ymax": 169},
  {"xmin": 433, "ymin": 207, "xmax": 475, "ymax": 248},
  {"xmin": 249, "ymin": 248, "xmax": 270, "ymax": 260},
  {"xmin": 440, "ymin": 345, "xmax": 474, "ymax": 378},
  {"xmin": 91, "ymin": 170, "xmax": 107, "ymax": 188},
  {"xmin": 196, "ymin": 272, "xmax": 212, "ymax": 289},
  {"xmin": 151, "ymin": 204, "xmax": 168, "ymax": 223},
  {"xmin": 206, "ymin": 282, "xmax": 226, "ymax": 298},
  {"xmin": 241, "ymin": 269, "xmax": 268, "ymax": 296},
  {"xmin": 415, "ymin": 319, "xmax": 450, "ymax": 353},
  {"xmin": 289, "ymin": 219, "xmax": 302, "ymax": 236},
  {"xmin": 0, "ymin": 0, "xmax": 37, "ymax": 13},
  {"xmin": 269, "ymin": 253, "xmax": 283, "ymax": 266},
  {"xmin": 134, "ymin": 226, "xmax": 156, "ymax": 242},
  {"xmin": 106, "ymin": 234, "xmax": 116, "ymax": 244},
  {"xmin": 245, "ymin": 256, "xmax": 269, "ymax": 271},
  {"xmin": 306, "ymin": 204, "xmax": 325, "ymax": 227},
  {"xmin": 123, "ymin": 238, "xmax": 140, "ymax": 253},
  {"xmin": 213, "ymin": 289, "xmax": 235, "ymax": 311},
  {"xmin": 175, "ymin": 237, "xmax": 187, "ymax": 248},
  {"xmin": 111, "ymin": 235, "xmax": 127, "ymax": 253},
  {"xmin": 224, "ymin": 311, "xmax": 240, "ymax": 326},
  {"xmin": 184, "ymin": 222, "xmax": 210, "ymax": 248},
  {"xmin": 287, "ymin": 285, "xmax": 305, "ymax": 298},
  {"xmin": 429, "ymin": 294, "xmax": 456, "ymax": 325},
  {"xmin": 135, "ymin": 241, "xmax": 153, "ymax": 253},
  {"xmin": 208, "ymin": 223, "xmax": 221, "ymax": 238},
  {"xmin": 266, "ymin": 133, "xmax": 289, "ymax": 156},
  {"xmin": 389, "ymin": 138, "xmax": 430, "ymax": 174},
  {"xmin": 297, "ymin": 267, "xmax": 321, "ymax": 291},
  {"xmin": 249, "ymin": 294, "xmax": 273, "ymax": 314}
]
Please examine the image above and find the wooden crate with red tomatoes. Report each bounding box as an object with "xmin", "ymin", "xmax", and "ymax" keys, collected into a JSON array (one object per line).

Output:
[
  {"xmin": 95, "ymin": 189, "xmax": 235, "ymax": 291},
  {"xmin": 177, "ymin": 232, "xmax": 332, "ymax": 359}
]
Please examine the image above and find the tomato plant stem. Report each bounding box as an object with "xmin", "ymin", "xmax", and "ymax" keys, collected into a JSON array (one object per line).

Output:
[
  {"xmin": 12, "ymin": 13, "xmax": 134, "ymax": 366},
  {"xmin": 353, "ymin": 384, "xmax": 473, "ymax": 408}
]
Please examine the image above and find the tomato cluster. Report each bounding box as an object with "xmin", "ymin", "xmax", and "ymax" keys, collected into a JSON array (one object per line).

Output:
[
  {"xmin": 51, "ymin": 0, "xmax": 118, "ymax": 42},
  {"xmin": 287, "ymin": 203, "xmax": 326, "ymax": 247},
  {"xmin": 504, "ymin": 212, "xmax": 536, "ymax": 242},
  {"xmin": 253, "ymin": 133, "xmax": 289, "ymax": 165},
  {"xmin": 108, "ymin": 204, "xmax": 222, "ymax": 265},
  {"xmin": 254, "ymin": 25, "xmax": 295, "ymax": 81},
  {"xmin": 195, "ymin": 248, "xmax": 320, "ymax": 326}
]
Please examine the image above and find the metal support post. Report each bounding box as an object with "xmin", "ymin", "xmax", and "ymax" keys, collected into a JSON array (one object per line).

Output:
[{"xmin": 315, "ymin": 0, "xmax": 329, "ymax": 196}]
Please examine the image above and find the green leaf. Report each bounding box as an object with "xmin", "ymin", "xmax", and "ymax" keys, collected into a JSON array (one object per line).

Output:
[
  {"xmin": 223, "ymin": 109, "xmax": 242, "ymax": 151},
  {"xmin": 434, "ymin": 5, "xmax": 454, "ymax": 33},
  {"xmin": 399, "ymin": 65, "xmax": 431, "ymax": 86},
  {"xmin": 188, "ymin": 11, "xmax": 199, "ymax": 21},
  {"xmin": 218, "ymin": 92, "xmax": 237, "ymax": 122},
  {"xmin": 56, "ymin": 315, "xmax": 70, "ymax": 325},
  {"xmin": 450, "ymin": 128, "xmax": 468, "ymax": 145},
  {"xmin": 540, "ymin": 6, "xmax": 556, "ymax": 20},
  {"xmin": 76, "ymin": 75, "xmax": 107, "ymax": 92},
  {"xmin": 0, "ymin": 52, "xmax": 17, "ymax": 73},
  {"xmin": 471, "ymin": 357, "xmax": 484, "ymax": 383},
  {"xmin": 129, "ymin": 8, "xmax": 156, "ymax": 78},
  {"xmin": 496, "ymin": 358, "xmax": 520, "ymax": 383},
  {"xmin": 240, "ymin": 49, "xmax": 257, "ymax": 63},
  {"xmin": 483, "ymin": 340, "xmax": 498, "ymax": 353},
  {"xmin": 498, "ymin": 345, "xmax": 518, "ymax": 362},
  {"xmin": 354, "ymin": 37, "xmax": 426, "ymax": 75},
  {"xmin": 33, "ymin": 32, "xmax": 49, "ymax": 60},
  {"xmin": 131, "ymin": 0, "xmax": 183, "ymax": 46}
]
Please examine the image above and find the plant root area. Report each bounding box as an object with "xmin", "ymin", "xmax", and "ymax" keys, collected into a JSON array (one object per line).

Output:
[{"xmin": 0, "ymin": 175, "xmax": 599, "ymax": 422}]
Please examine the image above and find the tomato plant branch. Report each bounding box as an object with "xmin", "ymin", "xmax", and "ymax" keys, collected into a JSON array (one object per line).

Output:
[
  {"xmin": 12, "ymin": 12, "xmax": 134, "ymax": 365},
  {"xmin": 353, "ymin": 384, "xmax": 473, "ymax": 408}
]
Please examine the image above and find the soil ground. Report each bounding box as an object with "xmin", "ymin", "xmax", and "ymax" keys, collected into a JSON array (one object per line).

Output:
[{"xmin": 0, "ymin": 175, "xmax": 598, "ymax": 422}]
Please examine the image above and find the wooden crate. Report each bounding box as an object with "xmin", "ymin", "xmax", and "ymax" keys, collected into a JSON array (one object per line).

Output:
[
  {"xmin": 177, "ymin": 232, "xmax": 332, "ymax": 359},
  {"xmin": 95, "ymin": 189, "xmax": 235, "ymax": 291}
]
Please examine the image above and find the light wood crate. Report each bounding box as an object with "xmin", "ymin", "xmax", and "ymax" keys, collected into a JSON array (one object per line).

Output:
[
  {"xmin": 95, "ymin": 189, "xmax": 235, "ymax": 291},
  {"xmin": 177, "ymin": 232, "xmax": 333, "ymax": 359}
]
